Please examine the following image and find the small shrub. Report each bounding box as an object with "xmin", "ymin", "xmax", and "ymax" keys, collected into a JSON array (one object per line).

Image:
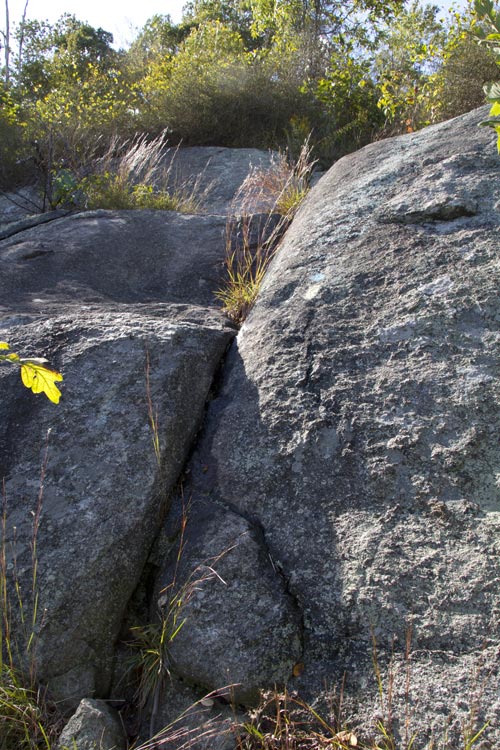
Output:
[
  {"xmin": 73, "ymin": 133, "xmax": 207, "ymax": 213},
  {"xmin": 138, "ymin": 21, "xmax": 310, "ymax": 149}
]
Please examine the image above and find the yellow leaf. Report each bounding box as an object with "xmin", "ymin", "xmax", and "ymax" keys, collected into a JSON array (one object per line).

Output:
[
  {"xmin": 20, "ymin": 361, "xmax": 63, "ymax": 404},
  {"xmin": 0, "ymin": 342, "xmax": 9, "ymax": 349}
]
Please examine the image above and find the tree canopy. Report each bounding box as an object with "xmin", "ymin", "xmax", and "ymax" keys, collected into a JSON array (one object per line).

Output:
[{"xmin": 0, "ymin": 0, "xmax": 498, "ymax": 186}]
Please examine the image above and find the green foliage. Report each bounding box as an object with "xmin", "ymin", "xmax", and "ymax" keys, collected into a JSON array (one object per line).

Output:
[
  {"xmin": 313, "ymin": 48, "xmax": 384, "ymax": 162},
  {"xmin": 0, "ymin": 82, "xmax": 30, "ymax": 188},
  {"xmin": 77, "ymin": 173, "xmax": 197, "ymax": 212},
  {"xmin": 0, "ymin": 343, "xmax": 62, "ymax": 404},
  {"xmin": 374, "ymin": 2, "xmax": 448, "ymax": 132},
  {"xmin": 474, "ymin": 0, "xmax": 500, "ymax": 150},
  {"xmin": 137, "ymin": 20, "xmax": 307, "ymax": 148},
  {"xmin": 67, "ymin": 132, "xmax": 207, "ymax": 213},
  {"xmin": 2, "ymin": 0, "xmax": 498, "ymax": 193}
]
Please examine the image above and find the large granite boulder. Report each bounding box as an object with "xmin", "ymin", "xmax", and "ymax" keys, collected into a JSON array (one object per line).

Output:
[
  {"xmin": 155, "ymin": 108, "xmax": 500, "ymax": 745},
  {"xmin": 0, "ymin": 208, "xmax": 236, "ymax": 705},
  {"xmin": 161, "ymin": 146, "xmax": 278, "ymax": 215},
  {"xmin": 0, "ymin": 147, "xmax": 278, "ymax": 233}
]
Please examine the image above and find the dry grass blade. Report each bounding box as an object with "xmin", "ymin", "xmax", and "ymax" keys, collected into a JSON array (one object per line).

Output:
[
  {"xmin": 233, "ymin": 688, "xmax": 358, "ymax": 750},
  {"xmin": 235, "ymin": 137, "xmax": 316, "ymax": 218},
  {"xmin": 131, "ymin": 685, "xmax": 237, "ymax": 750},
  {"xmin": 76, "ymin": 131, "xmax": 210, "ymax": 213}
]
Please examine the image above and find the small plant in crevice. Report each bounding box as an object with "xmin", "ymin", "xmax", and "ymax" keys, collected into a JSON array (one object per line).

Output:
[
  {"xmin": 125, "ymin": 498, "xmax": 235, "ymax": 741},
  {"xmin": 215, "ymin": 139, "xmax": 316, "ymax": 324},
  {"xmin": 0, "ymin": 434, "xmax": 63, "ymax": 750},
  {"xmin": 144, "ymin": 350, "xmax": 161, "ymax": 468}
]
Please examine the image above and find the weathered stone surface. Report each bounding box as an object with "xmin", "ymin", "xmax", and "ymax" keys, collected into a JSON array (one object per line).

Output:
[
  {"xmin": 159, "ymin": 108, "xmax": 500, "ymax": 745},
  {"xmin": 0, "ymin": 187, "xmax": 42, "ymax": 231},
  {"xmin": 143, "ymin": 676, "xmax": 239, "ymax": 750},
  {"xmin": 0, "ymin": 199, "xmax": 237, "ymax": 708},
  {"xmin": 0, "ymin": 309, "xmax": 233, "ymax": 704},
  {"xmin": 161, "ymin": 146, "xmax": 277, "ymax": 215},
  {"xmin": 0, "ymin": 210, "xmax": 231, "ymax": 312},
  {"xmin": 58, "ymin": 698, "xmax": 126, "ymax": 750},
  {"xmin": 157, "ymin": 501, "xmax": 302, "ymax": 704}
]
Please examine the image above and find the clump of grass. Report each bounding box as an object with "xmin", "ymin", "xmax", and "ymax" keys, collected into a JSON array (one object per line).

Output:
[
  {"xmin": 126, "ymin": 497, "xmax": 234, "ymax": 740},
  {"xmin": 53, "ymin": 132, "xmax": 208, "ymax": 214},
  {"xmin": 233, "ymin": 687, "xmax": 358, "ymax": 750},
  {"xmin": 215, "ymin": 139, "xmax": 316, "ymax": 324},
  {"xmin": 215, "ymin": 214, "xmax": 278, "ymax": 325},
  {"xmin": 237, "ymin": 137, "xmax": 316, "ymax": 219}
]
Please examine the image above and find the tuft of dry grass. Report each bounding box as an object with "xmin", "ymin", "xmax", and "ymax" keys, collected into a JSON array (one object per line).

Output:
[
  {"xmin": 52, "ymin": 131, "xmax": 210, "ymax": 214},
  {"xmin": 215, "ymin": 139, "xmax": 316, "ymax": 324},
  {"xmin": 232, "ymin": 688, "xmax": 358, "ymax": 750},
  {"xmin": 78, "ymin": 133, "xmax": 209, "ymax": 213},
  {"xmin": 235, "ymin": 137, "xmax": 316, "ymax": 219},
  {"xmin": 0, "ymin": 435, "xmax": 63, "ymax": 750}
]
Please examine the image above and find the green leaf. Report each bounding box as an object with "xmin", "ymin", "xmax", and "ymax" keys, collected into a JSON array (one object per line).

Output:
[{"xmin": 20, "ymin": 361, "xmax": 63, "ymax": 404}]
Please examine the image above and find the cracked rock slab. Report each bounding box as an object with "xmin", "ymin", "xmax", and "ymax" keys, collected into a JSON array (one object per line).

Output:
[{"xmin": 0, "ymin": 310, "xmax": 234, "ymax": 705}]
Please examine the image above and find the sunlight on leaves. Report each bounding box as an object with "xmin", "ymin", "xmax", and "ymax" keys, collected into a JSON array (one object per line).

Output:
[{"xmin": 20, "ymin": 361, "xmax": 64, "ymax": 404}]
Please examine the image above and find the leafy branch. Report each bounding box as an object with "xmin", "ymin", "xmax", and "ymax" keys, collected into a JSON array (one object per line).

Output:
[
  {"xmin": 474, "ymin": 0, "xmax": 500, "ymax": 151},
  {"xmin": 0, "ymin": 342, "xmax": 63, "ymax": 404}
]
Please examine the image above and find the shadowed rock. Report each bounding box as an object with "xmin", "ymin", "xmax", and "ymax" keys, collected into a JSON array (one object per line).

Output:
[{"xmin": 0, "ymin": 205, "xmax": 237, "ymax": 705}]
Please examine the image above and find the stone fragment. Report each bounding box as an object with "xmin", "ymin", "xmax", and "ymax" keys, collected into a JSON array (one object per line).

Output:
[{"xmin": 58, "ymin": 699, "xmax": 126, "ymax": 750}]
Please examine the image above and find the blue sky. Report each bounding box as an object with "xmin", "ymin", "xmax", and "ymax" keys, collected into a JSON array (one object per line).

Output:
[
  {"xmin": 5, "ymin": 0, "xmax": 187, "ymax": 48},
  {"xmin": 4, "ymin": 0, "xmax": 467, "ymax": 49}
]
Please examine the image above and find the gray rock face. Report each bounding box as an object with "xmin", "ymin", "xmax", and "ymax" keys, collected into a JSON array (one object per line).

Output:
[
  {"xmin": 58, "ymin": 699, "xmax": 126, "ymax": 750},
  {"xmin": 0, "ymin": 208, "xmax": 235, "ymax": 705},
  {"xmin": 161, "ymin": 146, "xmax": 277, "ymax": 215},
  {"xmin": 0, "ymin": 210, "xmax": 229, "ymax": 312},
  {"xmin": 159, "ymin": 108, "xmax": 500, "ymax": 745},
  {"xmin": 158, "ymin": 502, "xmax": 302, "ymax": 704}
]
